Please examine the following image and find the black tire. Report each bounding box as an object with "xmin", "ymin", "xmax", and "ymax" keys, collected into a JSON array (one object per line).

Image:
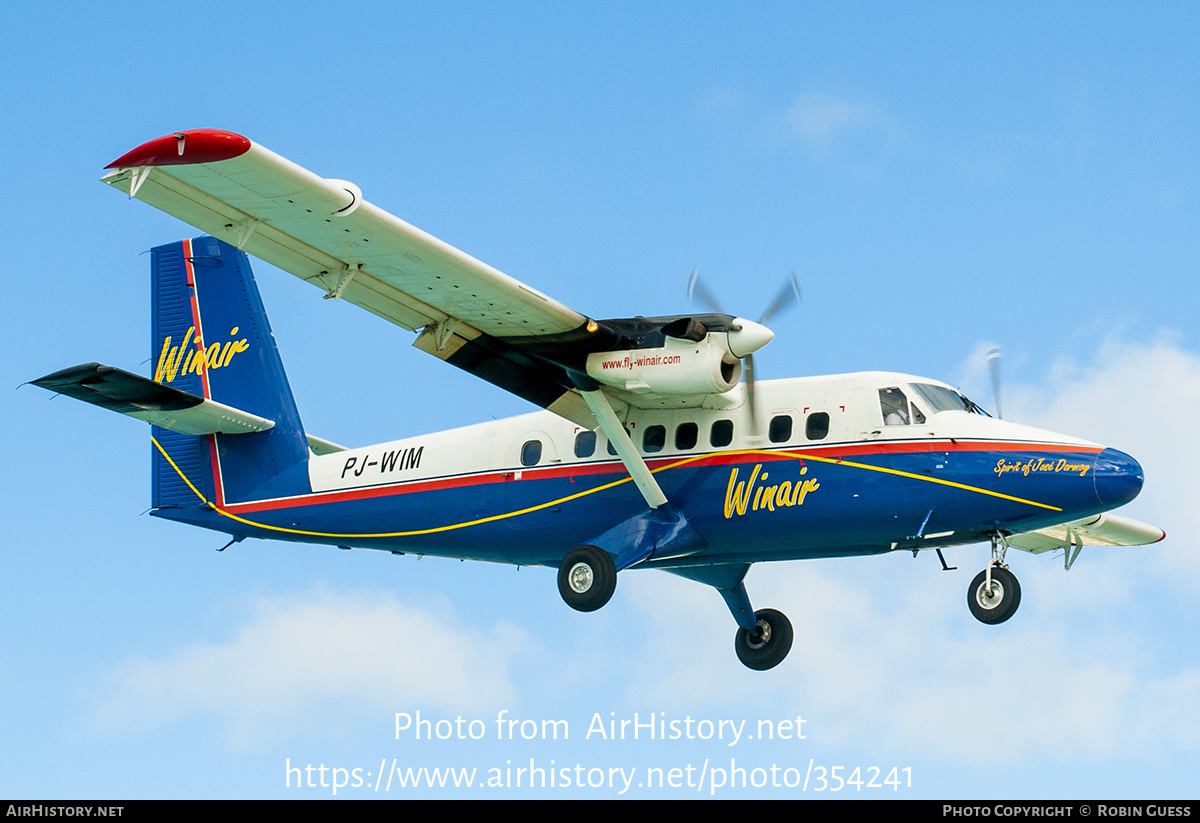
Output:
[
  {"xmin": 557, "ymin": 545, "xmax": 617, "ymax": 612},
  {"xmin": 734, "ymin": 608, "xmax": 794, "ymax": 671},
  {"xmin": 967, "ymin": 566, "xmax": 1021, "ymax": 624}
]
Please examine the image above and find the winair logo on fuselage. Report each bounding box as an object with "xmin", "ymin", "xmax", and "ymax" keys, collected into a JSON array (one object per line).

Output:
[
  {"xmin": 724, "ymin": 463, "xmax": 820, "ymax": 519},
  {"xmin": 155, "ymin": 326, "xmax": 250, "ymax": 383}
]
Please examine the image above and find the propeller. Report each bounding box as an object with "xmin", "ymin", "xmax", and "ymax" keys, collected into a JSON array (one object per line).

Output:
[
  {"xmin": 685, "ymin": 267, "xmax": 724, "ymax": 315},
  {"xmin": 686, "ymin": 269, "xmax": 801, "ymax": 435},
  {"xmin": 758, "ymin": 273, "xmax": 803, "ymax": 326},
  {"xmin": 986, "ymin": 345, "xmax": 1003, "ymax": 419}
]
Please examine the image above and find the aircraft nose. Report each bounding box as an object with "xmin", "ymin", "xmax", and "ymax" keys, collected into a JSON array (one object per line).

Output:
[{"xmin": 1093, "ymin": 448, "xmax": 1145, "ymax": 508}]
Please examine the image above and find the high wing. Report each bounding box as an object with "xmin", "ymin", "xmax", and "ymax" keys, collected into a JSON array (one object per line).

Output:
[
  {"xmin": 101, "ymin": 129, "xmax": 602, "ymax": 425},
  {"xmin": 101, "ymin": 130, "xmax": 773, "ymax": 430},
  {"xmin": 1006, "ymin": 512, "xmax": 1166, "ymax": 569}
]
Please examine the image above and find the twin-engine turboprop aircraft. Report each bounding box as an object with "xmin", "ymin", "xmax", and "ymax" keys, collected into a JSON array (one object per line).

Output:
[{"xmin": 33, "ymin": 129, "xmax": 1164, "ymax": 670}]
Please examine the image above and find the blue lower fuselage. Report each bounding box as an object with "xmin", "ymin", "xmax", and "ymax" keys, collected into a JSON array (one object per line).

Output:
[{"xmin": 154, "ymin": 435, "xmax": 1143, "ymax": 570}]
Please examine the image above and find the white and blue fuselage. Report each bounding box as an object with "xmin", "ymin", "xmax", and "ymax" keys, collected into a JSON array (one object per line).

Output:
[{"xmin": 164, "ymin": 372, "xmax": 1143, "ymax": 573}]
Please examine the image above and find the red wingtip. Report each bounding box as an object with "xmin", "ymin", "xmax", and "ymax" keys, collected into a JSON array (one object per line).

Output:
[{"xmin": 105, "ymin": 129, "xmax": 252, "ymax": 168}]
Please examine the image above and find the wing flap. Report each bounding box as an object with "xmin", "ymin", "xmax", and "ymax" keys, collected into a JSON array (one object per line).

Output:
[{"xmin": 411, "ymin": 325, "xmax": 607, "ymax": 429}]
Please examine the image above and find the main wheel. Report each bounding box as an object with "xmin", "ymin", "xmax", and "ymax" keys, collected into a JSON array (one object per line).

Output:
[
  {"xmin": 734, "ymin": 608, "xmax": 794, "ymax": 671},
  {"xmin": 967, "ymin": 566, "xmax": 1021, "ymax": 624},
  {"xmin": 557, "ymin": 545, "xmax": 617, "ymax": 612}
]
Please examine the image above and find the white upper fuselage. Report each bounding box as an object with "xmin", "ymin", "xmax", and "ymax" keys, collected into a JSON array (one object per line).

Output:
[{"xmin": 308, "ymin": 371, "xmax": 1095, "ymax": 494}]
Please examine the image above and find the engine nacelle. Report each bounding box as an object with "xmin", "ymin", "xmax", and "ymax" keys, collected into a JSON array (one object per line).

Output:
[{"xmin": 585, "ymin": 334, "xmax": 742, "ymax": 394}]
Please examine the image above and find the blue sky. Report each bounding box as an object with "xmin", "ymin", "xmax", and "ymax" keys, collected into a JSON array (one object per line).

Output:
[{"xmin": 2, "ymin": 1, "xmax": 1197, "ymax": 798}]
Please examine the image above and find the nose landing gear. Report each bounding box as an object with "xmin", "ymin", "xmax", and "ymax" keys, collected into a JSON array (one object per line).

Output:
[
  {"xmin": 968, "ymin": 534, "xmax": 1021, "ymax": 624},
  {"xmin": 968, "ymin": 566, "xmax": 1021, "ymax": 623}
]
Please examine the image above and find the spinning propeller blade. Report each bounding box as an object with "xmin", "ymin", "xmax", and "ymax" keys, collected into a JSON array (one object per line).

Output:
[
  {"xmin": 759, "ymin": 272, "xmax": 801, "ymax": 326},
  {"xmin": 986, "ymin": 346, "xmax": 1003, "ymax": 419},
  {"xmin": 686, "ymin": 269, "xmax": 802, "ymax": 436},
  {"xmin": 685, "ymin": 267, "xmax": 725, "ymax": 314}
]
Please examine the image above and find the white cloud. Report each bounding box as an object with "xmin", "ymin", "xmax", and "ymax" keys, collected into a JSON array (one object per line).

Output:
[
  {"xmin": 1005, "ymin": 333, "xmax": 1200, "ymax": 582},
  {"xmin": 784, "ymin": 93, "xmax": 875, "ymax": 142},
  {"xmin": 88, "ymin": 588, "xmax": 529, "ymax": 747},
  {"xmin": 623, "ymin": 555, "xmax": 1200, "ymax": 764}
]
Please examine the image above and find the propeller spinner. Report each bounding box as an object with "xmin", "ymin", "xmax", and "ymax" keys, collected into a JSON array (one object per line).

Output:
[{"xmin": 687, "ymin": 269, "xmax": 801, "ymax": 434}]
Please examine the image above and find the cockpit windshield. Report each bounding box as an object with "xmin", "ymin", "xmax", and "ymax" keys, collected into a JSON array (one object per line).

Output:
[{"xmin": 908, "ymin": 383, "xmax": 991, "ymax": 417}]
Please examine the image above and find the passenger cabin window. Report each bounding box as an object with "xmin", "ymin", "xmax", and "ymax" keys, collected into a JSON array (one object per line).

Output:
[
  {"xmin": 642, "ymin": 425, "xmax": 666, "ymax": 453},
  {"xmin": 606, "ymin": 428, "xmax": 631, "ymax": 456},
  {"xmin": 574, "ymin": 430, "xmax": 596, "ymax": 458},
  {"xmin": 806, "ymin": 412, "xmax": 830, "ymax": 440},
  {"xmin": 675, "ymin": 422, "xmax": 698, "ymax": 450},
  {"xmin": 710, "ymin": 419, "xmax": 734, "ymax": 448},
  {"xmin": 768, "ymin": 415, "xmax": 793, "ymax": 443},
  {"xmin": 521, "ymin": 439, "xmax": 542, "ymax": 466},
  {"xmin": 878, "ymin": 387, "xmax": 925, "ymax": 426}
]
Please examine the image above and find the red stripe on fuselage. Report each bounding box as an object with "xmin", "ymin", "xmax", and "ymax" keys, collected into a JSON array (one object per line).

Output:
[{"xmin": 219, "ymin": 438, "xmax": 1103, "ymax": 514}]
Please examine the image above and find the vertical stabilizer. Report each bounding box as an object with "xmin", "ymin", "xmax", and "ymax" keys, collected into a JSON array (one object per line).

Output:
[{"xmin": 150, "ymin": 237, "xmax": 310, "ymax": 511}]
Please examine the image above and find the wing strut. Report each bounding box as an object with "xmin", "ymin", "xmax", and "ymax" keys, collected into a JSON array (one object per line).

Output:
[{"xmin": 576, "ymin": 387, "xmax": 667, "ymax": 509}]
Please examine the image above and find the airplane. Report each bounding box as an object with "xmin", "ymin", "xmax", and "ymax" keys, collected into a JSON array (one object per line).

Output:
[{"xmin": 32, "ymin": 129, "xmax": 1165, "ymax": 671}]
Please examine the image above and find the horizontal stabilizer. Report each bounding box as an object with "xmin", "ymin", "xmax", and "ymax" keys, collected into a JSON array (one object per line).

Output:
[
  {"xmin": 305, "ymin": 434, "xmax": 347, "ymax": 455},
  {"xmin": 1008, "ymin": 512, "xmax": 1166, "ymax": 553},
  {"xmin": 32, "ymin": 363, "xmax": 275, "ymax": 436}
]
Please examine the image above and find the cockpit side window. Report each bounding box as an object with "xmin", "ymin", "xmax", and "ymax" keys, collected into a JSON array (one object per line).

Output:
[{"xmin": 879, "ymin": 387, "xmax": 924, "ymax": 426}]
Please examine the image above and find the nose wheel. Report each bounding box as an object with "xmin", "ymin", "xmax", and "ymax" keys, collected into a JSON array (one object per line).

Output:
[
  {"xmin": 967, "ymin": 533, "xmax": 1021, "ymax": 625},
  {"xmin": 968, "ymin": 565, "xmax": 1021, "ymax": 624}
]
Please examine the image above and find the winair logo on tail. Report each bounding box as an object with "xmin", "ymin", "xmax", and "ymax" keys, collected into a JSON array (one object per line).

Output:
[
  {"xmin": 155, "ymin": 326, "xmax": 250, "ymax": 383},
  {"xmin": 724, "ymin": 464, "xmax": 820, "ymax": 519}
]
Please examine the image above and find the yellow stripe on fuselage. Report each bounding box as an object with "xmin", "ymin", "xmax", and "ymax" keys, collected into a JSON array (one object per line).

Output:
[{"xmin": 151, "ymin": 437, "xmax": 1062, "ymax": 540}]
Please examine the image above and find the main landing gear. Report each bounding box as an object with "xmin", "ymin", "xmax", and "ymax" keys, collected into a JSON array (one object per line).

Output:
[
  {"xmin": 556, "ymin": 548, "xmax": 794, "ymax": 671},
  {"xmin": 967, "ymin": 534, "xmax": 1022, "ymax": 625},
  {"xmin": 734, "ymin": 608, "xmax": 794, "ymax": 671},
  {"xmin": 557, "ymin": 545, "xmax": 617, "ymax": 612}
]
